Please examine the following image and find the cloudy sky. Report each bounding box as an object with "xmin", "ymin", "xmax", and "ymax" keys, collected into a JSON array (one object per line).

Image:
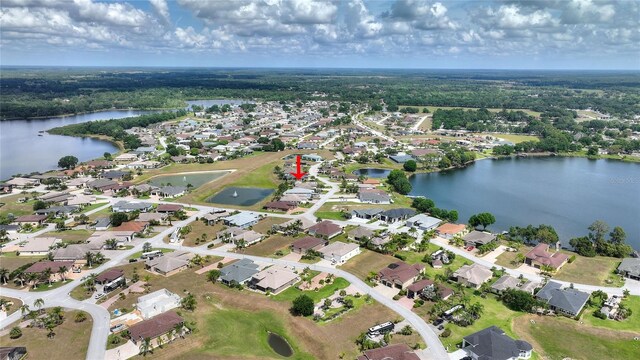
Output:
[{"xmin": 1, "ymin": 0, "xmax": 638, "ymax": 69}]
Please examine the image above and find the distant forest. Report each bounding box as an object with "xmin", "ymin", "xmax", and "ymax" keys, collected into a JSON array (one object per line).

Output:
[{"xmin": 1, "ymin": 67, "xmax": 639, "ymax": 119}]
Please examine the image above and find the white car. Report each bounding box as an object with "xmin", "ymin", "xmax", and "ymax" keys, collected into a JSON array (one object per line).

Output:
[{"xmin": 94, "ymin": 293, "xmax": 105, "ymax": 300}]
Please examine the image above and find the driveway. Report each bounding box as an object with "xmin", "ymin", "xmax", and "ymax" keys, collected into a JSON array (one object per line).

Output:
[
  {"xmin": 373, "ymin": 283, "xmax": 400, "ymax": 298},
  {"xmin": 480, "ymin": 245, "xmax": 508, "ymax": 263},
  {"xmin": 397, "ymin": 296, "xmax": 415, "ymax": 310},
  {"xmin": 105, "ymin": 340, "xmax": 139, "ymax": 360}
]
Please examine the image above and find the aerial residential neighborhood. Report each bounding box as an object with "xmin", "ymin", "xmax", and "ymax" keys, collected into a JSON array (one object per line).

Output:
[{"xmin": 1, "ymin": 1, "xmax": 639, "ymax": 360}]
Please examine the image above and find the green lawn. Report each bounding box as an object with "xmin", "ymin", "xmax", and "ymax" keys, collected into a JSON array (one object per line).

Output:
[
  {"xmin": 31, "ymin": 279, "xmax": 72, "ymax": 292},
  {"xmin": 42, "ymin": 229, "xmax": 93, "ymax": 244},
  {"xmin": 554, "ymin": 254, "xmax": 624, "ymax": 287},
  {"xmin": 315, "ymin": 211, "xmax": 348, "ymax": 221},
  {"xmin": 442, "ymin": 294, "xmax": 523, "ymax": 351},
  {"xmin": 272, "ymin": 278, "xmax": 350, "ymax": 303},
  {"xmin": 0, "ymin": 194, "xmax": 37, "ymax": 217},
  {"xmin": 581, "ymin": 296, "xmax": 640, "ymax": 332},
  {"xmin": 193, "ymin": 307, "xmax": 314, "ymax": 359},
  {"xmin": 80, "ymin": 202, "xmax": 109, "ymax": 213}
]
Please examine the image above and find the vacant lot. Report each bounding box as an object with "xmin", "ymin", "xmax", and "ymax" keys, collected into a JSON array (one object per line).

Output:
[
  {"xmin": 244, "ymin": 235, "xmax": 296, "ymax": 257},
  {"xmin": 339, "ymin": 249, "xmax": 394, "ymax": 281},
  {"xmin": 0, "ymin": 253, "xmax": 43, "ymax": 272},
  {"xmin": 252, "ymin": 217, "xmax": 287, "ymax": 234},
  {"xmin": 0, "ymin": 310, "xmax": 92, "ymax": 360},
  {"xmin": 0, "ymin": 194, "xmax": 36, "ymax": 217},
  {"xmin": 581, "ymin": 296, "xmax": 640, "ymax": 332},
  {"xmin": 181, "ymin": 220, "xmax": 225, "ymax": 247},
  {"xmin": 480, "ymin": 133, "xmax": 540, "ymax": 144},
  {"xmin": 42, "ymin": 229, "xmax": 93, "ymax": 244},
  {"xmin": 494, "ymin": 245, "xmax": 533, "ymax": 269},
  {"xmin": 554, "ymin": 254, "xmax": 623, "ymax": 287},
  {"xmin": 514, "ymin": 314, "xmax": 639, "ymax": 360}
]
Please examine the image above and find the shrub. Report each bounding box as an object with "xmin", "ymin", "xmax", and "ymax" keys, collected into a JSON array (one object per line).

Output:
[
  {"xmin": 440, "ymin": 328, "xmax": 451, "ymax": 338},
  {"xmin": 291, "ymin": 295, "xmax": 314, "ymax": 316},
  {"xmin": 394, "ymin": 253, "xmax": 407, "ymax": 261},
  {"xmin": 593, "ymin": 310, "xmax": 607, "ymax": 319},
  {"xmin": 392, "ymin": 295, "xmax": 401, "ymax": 301},
  {"xmin": 568, "ymin": 255, "xmax": 576, "ymax": 263}
]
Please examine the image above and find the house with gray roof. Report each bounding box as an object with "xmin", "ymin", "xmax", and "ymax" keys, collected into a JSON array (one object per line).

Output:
[
  {"xmin": 405, "ymin": 214, "xmax": 442, "ymax": 231},
  {"xmin": 463, "ymin": 230, "xmax": 497, "ymax": 247},
  {"xmin": 220, "ymin": 259, "xmax": 260, "ymax": 286},
  {"xmin": 112, "ymin": 200, "xmax": 153, "ymax": 213},
  {"xmin": 152, "ymin": 186, "xmax": 187, "ymax": 198},
  {"xmin": 535, "ymin": 281, "xmax": 590, "ymax": 317},
  {"xmin": 490, "ymin": 275, "xmax": 521, "ymax": 294},
  {"xmin": 358, "ymin": 189, "xmax": 391, "ymax": 204},
  {"xmin": 351, "ymin": 208, "xmax": 383, "ymax": 220},
  {"xmin": 378, "ymin": 208, "xmax": 416, "ymax": 223},
  {"xmin": 462, "ymin": 326, "xmax": 533, "ymax": 360},
  {"xmin": 617, "ymin": 258, "xmax": 640, "ymax": 280}
]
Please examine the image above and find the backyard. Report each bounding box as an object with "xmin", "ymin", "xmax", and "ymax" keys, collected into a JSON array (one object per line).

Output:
[{"xmin": 554, "ymin": 254, "xmax": 624, "ymax": 287}]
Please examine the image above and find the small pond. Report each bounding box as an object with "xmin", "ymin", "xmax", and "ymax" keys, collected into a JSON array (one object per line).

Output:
[
  {"xmin": 148, "ymin": 171, "xmax": 230, "ymax": 188},
  {"xmin": 207, "ymin": 186, "xmax": 274, "ymax": 206},
  {"xmin": 352, "ymin": 168, "xmax": 391, "ymax": 178},
  {"xmin": 267, "ymin": 332, "xmax": 293, "ymax": 357}
]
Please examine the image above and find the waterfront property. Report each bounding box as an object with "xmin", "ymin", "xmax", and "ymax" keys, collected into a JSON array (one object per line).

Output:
[
  {"xmin": 535, "ymin": 281, "xmax": 590, "ymax": 317},
  {"xmin": 208, "ymin": 187, "xmax": 274, "ymax": 206}
]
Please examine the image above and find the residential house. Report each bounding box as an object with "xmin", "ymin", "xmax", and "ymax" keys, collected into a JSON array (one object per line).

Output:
[
  {"xmin": 358, "ymin": 189, "xmax": 391, "ymax": 204},
  {"xmin": 127, "ymin": 311, "xmax": 184, "ymax": 346},
  {"xmin": 307, "ymin": 220, "xmax": 342, "ymax": 239},
  {"xmin": 405, "ymin": 214, "xmax": 441, "ymax": 231},
  {"xmin": 53, "ymin": 244, "xmax": 98, "ymax": 265},
  {"xmin": 357, "ymin": 343, "xmax": 420, "ymax": 360},
  {"xmin": 145, "ymin": 251, "xmax": 194, "ymax": 276},
  {"xmin": 24, "ymin": 260, "xmax": 74, "ymax": 281},
  {"xmin": 490, "ymin": 275, "xmax": 521, "ymax": 294},
  {"xmin": 152, "ymin": 186, "xmax": 187, "ymax": 198},
  {"xmin": 95, "ymin": 269, "xmax": 125, "ymax": 285},
  {"xmin": 453, "ymin": 263, "xmax": 493, "ymax": 289},
  {"xmin": 462, "ymin": 326, "xmax": 533, "ymax": 360},
  {"xmin": 283, "ymin": 187, "xmax": 314, "ymax": 200},
  {"xmin": 87, "ymin": 179, "xmax": 119, "ymax": 192},
  {"xmin": 137, "ymin": 289, "xmax": 182, "ymax": 319},
  {"xmin": 463, "ymin": 231, "xmax": 497, "ymax": 248},
  {"xmin": 34, "ymin": 205, "xmax": 79, "ymax": 217},
  {"xmin": 223, "ymin": 212, "xmax": 262, "ymax": 228},
  {"xmin": 617, "ymin": 258, "xmax": 640, "ymax": 281},
  {"xmin": 111, "ymin": 221, "xmax": 148, "ymax": 235},
  {"xmin": 535, "ymin": 281, "xmax": 590, "ymax": 317},
  {"xmin": 290, "ymin": 237, "xmax": 328, "ymax": 254},
  {"xmin": 378, "ymin": 208, "xmax": 416, "ymax": 223},
  {"xmin": 378, "ymin": 262, "xmax": 425, "ymax": 289},
  {"xmin": 18, "ymin": 237, "xmax": 60, "ymax": 256},
  {"xmin": 5, "ymin": 177, "xmax": 39, "ymax": 188},
  {"xmin": 407, "ymin": 279, "xmax": 454, "ymax": 301},
  {"xmin": 524, "ymin": 243, "xmax": 569, "ymax": 270},
  {"xmin": 348, "ymin": 226, "xmax": 375, "ymax": 241},
  {"xmin": 112, "ymin": 200, "xmax": 153, "ymax": 213},
  {"xmin": 436, "ymin": 223, "xmax": 468, "ymax": 239},
  {"xmin": 137, "ymin": 213, "xmax": 168, "ymax": 225},
  {"xmin": 318, "ymin": 242, "xmax": 361, "ymax": 264},
  {"xmin": 263, "ymin": 201, "xmax": 296, "ymax": 212},
  {"xmin": 351, "ymin": 208, "xmax": 384, "ymax": 220},
  {"xmin": 0, "ymin": 346, "xmax": 27, "ymax": 360},
  {"xmin": 220, "ymin": 259, "xmax": 261, "ymax": 286},
  {"xmin": 249, "ymin": 266, "xmax": 299, "ymax": 294},
  {"xmin": 13, "ymin": 215, "xmax": 48, "ymax": 227},
  {"xmin": 156, "ymin": 204, "xmax": 183, "ymax": 213}
]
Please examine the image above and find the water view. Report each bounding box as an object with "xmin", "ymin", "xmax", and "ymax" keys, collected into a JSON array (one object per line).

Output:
[
  {"xmin": 148, "ymin": 171, "xmax": 231, "ymax": 188},
  {"xmin": 0, "ymin": 110, "xmax": 154, "ymax": 179},
  {"xmin": 185, "ymin": 99, "xmax": 253, "ymax": 109},
  {"xmin": 207, "ymin": 186, "xmax": 274, "ymax": 206},
  {"xmin": 353, "ymin": 168, "xmax": 392, "ymax": 178},
  {"xmin": 409, "ymin": 157, "xmax": 640, "ymax": 249},
  {"xmin": 267, "ymin": 332, "xmax": 293, "ymax": 357}
]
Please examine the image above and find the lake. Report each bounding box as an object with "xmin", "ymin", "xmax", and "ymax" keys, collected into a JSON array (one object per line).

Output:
[
  {"xmin": 0, "ymin": 110, "xmax": 154, "ymax": 180},
  {"xmin": 408, "ymin": 157, "xmax": 640, "ymax": 250},
  {"xmin": 353, "ymin": 168, "xmax": 392, "ymax": 178},
  {"xmin": 207, "ymin": 187, "xmax": 274, "ymax": 206},
  {"xmin": 148, "ymin": 171, "xmax": 230, "ymax": 188}
]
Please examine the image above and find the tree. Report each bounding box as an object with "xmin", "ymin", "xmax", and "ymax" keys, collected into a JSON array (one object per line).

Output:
[
  {"xmin": 403, "ymin": 160, "xmax": 417, "ymax": 172},
  {"xmin": 387, "ymin": 169, "xmax": 412, "ymax": 195},
  {"xmin": 0, "ymin": 267, "xmax": 9, "ymax": 285},
  {"xmin": 110, "ymin": 212, "xmax": 128, "ymax": 227},
  {"xmin": 587, "ymin": 146, "xmax": 598, "ymax": 156},
  {"xmin": 142, "ymin": 242, "xmax": 153, "ymax": 253},
  {"xmin": 206, "ymin": 269, "xmax": 221, "ymax": 284},
  {"xmin": 468, "ymin": 212, "xmax": 496, "ymax": 230},
  {"xmin": 103, "ymin": 152, "xmax": 112, "ymax": 160},
  {"xmin": 57, "ymin": 155, "xmax": 78, "ymax": 169},
  {"xmin": 33, "ymin": 200, "xmax": 47, "ymax": 211},
  {"xmin": 57, "ymin": 266, "xmax": 68, "ymax": 281},
  {"xmin": 588, "ymin": 220, "xmax": 609, "ymax": 244},
  {"xmin": 291, "ymin": 294, "xmax": 314, "ymax": 316},
  {"xmin": 75, "ymin": 312, "xmax": 87, "ymax": 323},
  {"xmin": 140, "ymin": 337, "xmax": 152, "ymax": 356},
  {"xmin": 501, "ymin": 289, "xmax": 540, "ymax": 312},
  {"xmin": 34, "ymin": 298, "xmax": 45, "ymax": 313},
  {"xmin": 609, "ymin": 226, "xmax": 626, "ymax": 244},
  {"xmin": 181, "ymin": 294, "xmax": 197, "ymax": 311},
  {"xmin": 569, "ymin": 236, "xmax": 596, "ymax": 257},
  {"xmin": 9, "ymin": 326, "xmax": 22, "ymax": 339}
]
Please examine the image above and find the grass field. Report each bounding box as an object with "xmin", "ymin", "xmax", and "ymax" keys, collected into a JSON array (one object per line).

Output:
[
  {"xmin": 180, "ymin": 220, "xmax": 224, "ymax": 247},
  {"xmin": 244, "ymin": 235, "xmax": 296, "ymax": 257},
  {"xmin": 480, "ymin": 133, "xmax": 540, "ymax": 144},
  {"xmin": 513, "ymin": 314, "xmax": 640, "ymax": 360},
  {"xmin": 87, "ymin": 207, "xmax": 112, "ymax": 222},
  {"xmin": 41, "ymin": 229, "xmax": 93, "ymax": 244},
  {"xmin": 0, "ymin": 194, "xmax": 36, "ymax": 217},
  {"xmin": 339, "ymin": 249, "xmax": 394, "ymax": 281},
  {"xmin": 252, "ymin": 217, "xmax": 288, "ymax": 234},
  {"xmin": 272, "ymin": 277, "xmax": 350, "ymax": 303},
  {"xmin": 554, "ymin": 254, "xmax": 623, "ymax": 287},
  {"xmin": 399, "ymin": 106, "xmax": 542, "ymax": 117},
  {"xmin": 0, "ymin": 253, "xmax": 43, "ymax": 272},
  {"xmin": 494, "ymin": 245, "xmax": 533, "ymax": 269},
  {"xmin": 0, "ymin": 310, "xmax": 92, "ymax": 360},
  {"xmin": 80, "ymin": 202, "xmax": 109, "ymax": 213}
]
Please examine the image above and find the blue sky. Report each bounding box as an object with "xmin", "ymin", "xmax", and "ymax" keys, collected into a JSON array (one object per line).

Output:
[{"xmin": 1, "ymin": 0, "xmax": 638, "ymax": 69}]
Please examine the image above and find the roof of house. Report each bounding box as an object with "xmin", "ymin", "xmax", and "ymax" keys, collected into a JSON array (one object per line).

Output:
[
  {"xmin": 291, "ymin": 237, "xmax": 327, "ymax": 251},
  {"xmin": 358, "ymin": 189, "xmax": 391, "ymax": 202},
  {"xmin": 348, "ymin": 226, "xmax": 375, "ymax": 239},
  {"xmin": 224, "ymin": 212, "xmax": 261, "ymax": 226},
  {"xmin": 491, "ymin": 275, "xmax": 521, "ymax": 292},
  {"xmin": 525, "ymin": 243, "xmax": 569, "ymax": 269},
  {"xmin": 463, "ymin": 326, "xmax": 533, "ymax": 360},
  {"xmin": 53, "ymin": 244, "xmax": 96, "ymax": 260},
  {"xmin": 352, "ymin": 208, "xmax": 384, "ymax": 217},
  {"xmin": 220, "ymin": 259, "xmax": 260, "ymax": 284},
  {"xmin": 96, "ymin": 269, "xmax": 124, "ymax": 283},
  {"xmin": 308, "ymin": 220, "xmax": 342, "ymax": 237},
  {"xmin": 264, "ymin": 201, "xmax": 296, "ymax": 211},
  {"xmin": 536, "ymin": 281, "xmax": 590, "ymax": 315},
  {"xmin": 157, "ymin": 204, "xmax": 183, "ymax": 212},
  {"xmin": 318, "ymin": 241, "xmax": 359, "ymax": 257},
  {"xmin": 14, "ymin": 215, "xmax": 48, "ymax": 222},
  {"xmin": 112, "ymin": 200, "xmax": 153, "ymax": 211},
  {"xmin": 453, "ymin": 263, "xmax": 493, "ymax": 285},
  {"xmin": 618, "ymin": 258, "xmax": 640, "ymax": 277},
  {"xmin": 128, "ymin": 311, "xmax": 183, "ymax": 341},
  {"xmin": 112, "ymin": 221, "xmax": 148, "ymax": 233},
  {"xmin": 146, "ymin": 252, "xmax": 194, "ymax": 274},
  {"xmin": 357, "ymin": 343, "xmax": 420, "ymax": 360},
  {"xmin": 407, "ymin": 278, "xmax": 435, "ymax": 292},
  {"xmin": 436, "ymin": 223, "xmax": 467, "ymax": 235},
  {"xmin": 406, "ymin": 214, "xmax": 441, "ymax": 228},
  {"xmin": 20, "ymin": 237, "xmax": 59, "ymax": 253},
  {"xmin": 24, "ymin": 260, "xmax": 75, "ymax": 274},
  {"xmin": 378, "ymin": 262, "xmax": 425, "ymax": 285},
  {"xmin": 463, "ymin": 231, "xmax": 497, "ymax": 245},
  {"xmin": 379, "ymin": 208, "xmax": 416, "ymax": 220},
  {"xmin": 252, "ymin": 266, "xmax": 298, "ymax": 290},
  {"xmin": 156, "ymin": 186, "xmax": 187, "ymax": 196},
  {"xmin": 137, "ymin": 213, "xmax": 167, "ymax": 222}
]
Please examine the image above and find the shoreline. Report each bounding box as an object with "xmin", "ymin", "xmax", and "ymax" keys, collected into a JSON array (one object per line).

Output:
[{"xmin": 0, "ymin": 107, "xmax": 171, "ymax": 121}]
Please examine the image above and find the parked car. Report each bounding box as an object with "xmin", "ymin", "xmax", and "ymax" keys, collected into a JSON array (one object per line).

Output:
[
  {"xmin": 433, "ymin": 318, "xmax": 444, "ymax": 326},
  {"xmin": 437, "ymin": 325, "xmax": 444, "ymax": 330},
  {"xmin": 94, "ymin": 293, "xmax": 105, "ymax": 299},
  {"xmin": 466, "ymin": 246, "xmax": 475, "ymax": 251}
]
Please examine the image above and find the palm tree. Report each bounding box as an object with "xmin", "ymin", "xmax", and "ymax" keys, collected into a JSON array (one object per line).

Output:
[
  {"xmin": 206, "ymin": 269, "xmax": 221, "ymax": 284},
  {"xmin": 105, "ymin": 238, "xmax": 118, "ymax": 250},
  {"xmin": 20, "ymin": 304, "xmax": 30, "ymax": 317},
  {"xmin": 85, "ymin": 251, "xmax": 94, "ymax": 268},
  {"xmin": 49, "ymin": 306, "xmax": 64, "ymax": 325},
  {"xmin": 14, "ymin": 270, "xmax": 26, "ymax": 287},
  {"xmin": 156, "ymin": 335, "xmax": 165, "ymax": 349},
  {"xmin": 42, "ymin": 268, "xmax": 52, "ymax": 286},
  {"xmin": 174, "ymin": 323, "xmax": 184, "ymax": 338},
  {"xmin": 57, "ymin": 266, "xmax": 68, "ymax": 282},
  {"xmin": 9, "ymin": 326, "xmax": 22, "ymax": 339},
  {"xmin": 27, "ymin": 272, "xmax": 39, "ymax": 289},
  {"xmin": 93, "ymin": 252, "xmax": 105, "ymax": 265},
  {"xmin": 0, "ymin": 267, "xmax": 9, "ymax": 285},
  {"xmin": 34, "ymin": 298, "xmax": 45, "ymax": 313},
  {"xmin": 75, "ymin": 312, "xmax": 87, "ymax": 323},
  {"xmin": 139, "ymin": 337, "xmax": 152, "ymax": 356}
]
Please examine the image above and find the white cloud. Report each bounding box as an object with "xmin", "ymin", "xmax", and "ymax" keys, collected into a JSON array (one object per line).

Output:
[{"xmin": 149, "ymin": 0, "xmax": 171, "ymax": 24}]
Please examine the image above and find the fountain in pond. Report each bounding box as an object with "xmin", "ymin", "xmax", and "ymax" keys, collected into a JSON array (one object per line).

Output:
[
  {"xmin": 183, "ymin": 176, "xmax": 187, "ymax": 182},
  {"xmin": 232, "ymin": 190, "xmax": 239, "ymax": 198}
]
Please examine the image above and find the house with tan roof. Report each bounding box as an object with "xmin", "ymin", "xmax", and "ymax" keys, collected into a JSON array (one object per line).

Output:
[
  {"xmin": 453, "ymin": 263, "xmax": 493, "ymax": 289},
  {"xmin": 436, "ymin": 223, "xmax": 468, "ymax": 239},
  {"xmin": 18, "ymin": 237, "xmax": 60, "ymax": 256},
  {"xmin": 317, "ymin": 241, "xmax": 361, "ymax": 264},
  {"xmin": 249, "ymin": 266, "xmax": 299, "ymax": 294},
  {"xmin": 525, "ymin": 243, "xmax": 569, "ymax": 270},
  {"xmin": 307, "ymin": 220, "xmax": 342, "ymax": 239},
  {"xmin": 145, "ymin": 251, "xmax": 194, "ymax": 276}
]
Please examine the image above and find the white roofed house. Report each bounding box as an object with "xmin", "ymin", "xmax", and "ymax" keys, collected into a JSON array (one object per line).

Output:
[
  {"xmin": 136, "ymin": 289, "xmax": 182, "ymax": 320},
  {"xmin": 18, "ymin": 237, "xmax": 60, "ymax": 256},
  {"xmin": 317, "ymin": 241, "xmax": 361, "ymax": 264},
  {"xmin": 405, "ymin": 214, "xmax": 442, "ymax": 231},
  {"xmin": 223, "ymin": 212, "xmax": 262, "ymax": 228}
]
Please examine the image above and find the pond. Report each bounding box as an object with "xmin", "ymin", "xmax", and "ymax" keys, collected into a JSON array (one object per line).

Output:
[
  {"xmin": 0, "ymin": 109, "xmax": 155, "ymax": 180},
  {"xmin": 147, "ymin": 171, "xmax": 230, "ymax": 188},
  {"xmin": 352, "ymin": 168, "xmax": 392, "ymax": 178},
  {"xmin": 207, "ymin": 186, "xmax": 274, "ymax": 206},
  {"xmin": 408, "ymin": 157, "xmax": 640, "ymax": 249},
  {"xmin": 267, "ymin": 332, "xmax": 293, "ymax": 357}
]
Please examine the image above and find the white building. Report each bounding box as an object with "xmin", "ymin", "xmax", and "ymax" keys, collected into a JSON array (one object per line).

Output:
[
  {"xmin": 318, "ymin": 241, "xmax": 361, "ymax": 264},
  {"xmin": 136, "ymin": 289, "xmax": 182, "ymax": 320}
]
